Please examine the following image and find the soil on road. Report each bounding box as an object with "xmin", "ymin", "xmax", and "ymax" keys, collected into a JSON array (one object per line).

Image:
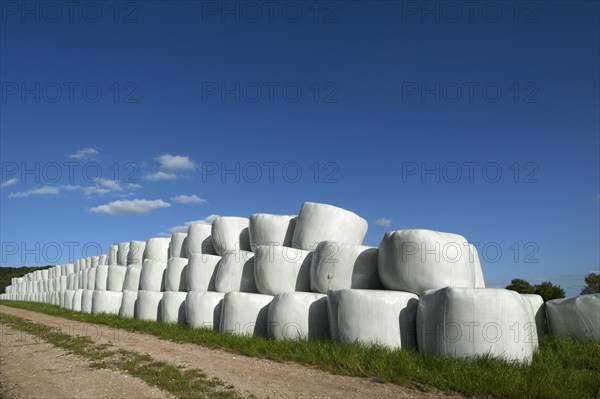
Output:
[{"xmin": 0, "ymin": 305, "xmax": 461, "ymax": 399}]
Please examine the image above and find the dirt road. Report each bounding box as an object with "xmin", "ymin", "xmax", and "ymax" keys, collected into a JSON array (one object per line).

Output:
[{"xmin": 0, "ymin": 305, "xmax": 459, "ymax": 399}]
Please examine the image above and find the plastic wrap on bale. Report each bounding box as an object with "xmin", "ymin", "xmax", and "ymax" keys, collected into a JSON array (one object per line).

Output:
[
  {"xmin": 254, "ymin": 245, "xmax": 312, "ymax": 295},
  {"xmin": 310, "ymin": 241, "xmax": 382, "ymax": 294}
]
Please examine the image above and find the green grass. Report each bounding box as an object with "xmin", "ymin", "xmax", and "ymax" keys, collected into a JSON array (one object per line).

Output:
[
  {"xmin": 0, "ymin": 311, "xmax": 240, "ymax": 399},
  {"xmin": 2, "ymin": 300, "xmax": 600, "ymax": 399}
]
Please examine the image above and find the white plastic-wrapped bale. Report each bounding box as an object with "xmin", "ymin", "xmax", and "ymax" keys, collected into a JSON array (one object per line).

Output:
[
  {"xmin": 186, "ymin": 292, "xmax": 225, "ymax": 329},
  {"xmin": 87, "ymin": 269, "xmax": 97, "ymax": 291},
  {"xmin": 161, "ymin": 291, "xmax": 188, "ymax": 324},
  {"xmin": 136, "ymin": 291, "xmax": 163, "ymax": 321},
  {"xmin": 186, "ymin": 254, "xmax": 221, "ymax": 292},
  {"xmin": 214, "ymin": 251, "xmax": 256, "ymax": 293},
  {"xmin": 99, "ymin": 254, "xmax": 108, "ymax": 265},
  {"xmin": 92, "ymin": 290, "xmax": 123, "ymax": 315},
  {"xmin": 471, "ymin": 245, "xmax": 486, "ymax": 287},
  {"xmin": 119, "ymin": 290, "xmax": 138, "ymax": 318},
  {"xmin": 219, "ymin": 292, "xmax": 273, "ymax": 337},
  {"xmin": 521, "ymin": 294, "xmax": 546, "ymax": 344},
  {"xmin": 94, "ymin": 265, "xmax": 109, "ymax": 291},
  {"xmin": 268, "ymin": 292, "xmax": 329, "ymax": 340},
  {"xmin": 248, "ymin": 214, "xmax": 296, "ymax": 252},
  {"xmin": 127, "ymin": 240, "xmax": 146, "ymax": 265},
  {"xmin": 117, "ymin": 242, "xmax": 130, "ymax": 265},
  {"xmin": 169, "ymin": 232, "xmax": 188, "ymax": 258},
  {"xmin": 67, "ymin": 273, "xmax": 76, "ymax": 290},
  {"xmin": 60, "ymin": 275, "xmax": 68, "ymax": 291},
  {"xmin": 139, "ymin": 260, "xmax": 167, "ymax": 292},
  {"xmin": 292, "ymin": 202, "xmax": 368, "ymax": 251},
  {"xmin": 107, "ymin": 266, "xmax": 127, "ymax": 292},
  {"xmin": 91, "ymin": 256, "xmax": 99, "ymax": 268},
  {"xmin": 310, "ymin": 241, "xmax": 382, "ymax": 294},
  {"xmin": 72, "ymin": 289, "xmax": 84, "ymax": 311},
  {"xmin": 81, "ymin": 269, "xmax": 88, "ymax": 290},
  {"xmin": 417, "ymin": 287, "xmax": 538, "ymax": 362},
  {"xmin": 123, "ymin": 264, "xmax": 142, "ymax": 291},
  {"xmin": 165, "ymin": 257, "xmax": 188, "ymax": 292},
  {"xmin": 187, "ymin": 223, "xmax": 216, "ymax": 255},
  {"xmin": 378, "ymin": 230, "xmax": 483, "ymax": 295},
  {"xmin": 63, "ymin": 290, "xmax": 76, "ymax": 310},
  {"xmin": 108, "ymin": 245, "xmax": 119, "ymax": 266},
  {"xmin": 546, "ymin": 294, "xmax": 599, "ymax": 342},
  {"xmin": 65, "ymin": 263, "xmax": 75, "ymax": 275},
  {"xmin": 81, "ymin": 290, "xmax": 94, "ymax": 313},
  {"xmin": 211, "ymin": 216, "xmax": 251, "ymax": 255},
  {"xmin": 143, "ymin": 237, "xmax": 170, "ymax": 263},
  {"xmin": 328, "ymin": 289, "xmax": 418, "ymax": 349},
  {"xmin": 254, "ymin": 245, "xmax": 312, "ymax": 295}
]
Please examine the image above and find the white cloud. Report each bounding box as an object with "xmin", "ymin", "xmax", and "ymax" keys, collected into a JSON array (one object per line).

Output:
[
  {"xmin": 8, "ymin": 186, "xmax": 61, "ymax": 198},
  {"xmin": 144, "ymin": 171, "xmax": 179, "ymax": 181},
  {"xmin": 375, "ymin": 217, "xmax": 392, "ymax": 228},
  {"xmin": 164, "ymin": 215, "xmax": 219, "ymax": 235},
  {"xmin": 69, "ymin": 147, "xmax": 100, "ymax": 160},
  {"xmin": 89, "ymin": 199, "xmax": 171, "ymax": 215},
  {"xmin": 172, "ymin": 194, "xmax": 207, "ymax": 205},
  {"xmin": 1, "ymin": 178, "xmax": 19, "ymax": 188},
  {"xmin": 158, "ymin": 154, "xmax": 195, "ymax": 171}
]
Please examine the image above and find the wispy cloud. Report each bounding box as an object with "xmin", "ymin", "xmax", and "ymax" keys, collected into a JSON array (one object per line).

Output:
[
  {"xmin": 1, "ymin": 178, "xmax": 19, "ymax": 188},
  {"xmin": 158, "ymin": 154, "xmax": 195, "ymax": 171},
  {"xmin": 144, "ymin": 171, "xmax": 179, "ymax": 181},
  {"xmin": 162, "ymin": 215, "xmax": 219, "ymax": 235},
  {"xmin": 374, "ymin": 217, "xmax": 392, "ymax": 228},
  {"xmin": 8, "ymin": 186, "xmax": 61, "ymax": 198},
  {"xmin": 172, "ymin": 194, "xmax": 207, "ymax": 204},
  {"xmin": 89, "ymin": 199, "xmax": 171, "ymax": 215},
  {"xmin": 69, "ymin": 147, "xmax": 100, "ymax": 160}
]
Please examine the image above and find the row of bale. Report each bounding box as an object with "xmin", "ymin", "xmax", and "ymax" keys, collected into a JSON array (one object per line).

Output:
[{"xmin": 2, "ymin": 202, "xmax": 598, "ymax": 362}]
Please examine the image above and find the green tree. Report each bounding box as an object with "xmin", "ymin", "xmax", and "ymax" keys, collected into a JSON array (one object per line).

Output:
[
  {"xmin": 534, "ymin": 281, "xmax": 565, "ymax": 302},
  {"xmin": 506, "ymin": 278, "xmax": 535, "ymax": 294},
  {"xmin": 581, "ymin": 272, "xmax": 600, "ymax": 295}
]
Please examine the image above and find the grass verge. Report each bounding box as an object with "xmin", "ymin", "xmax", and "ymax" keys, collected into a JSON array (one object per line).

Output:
[
  {"xmin": 2, "ymin": 300, "xmax": 600, "ymax": 399},
  {"xmin": 0, "ymin": 311, "xmax": 241, "ymax": 399}
]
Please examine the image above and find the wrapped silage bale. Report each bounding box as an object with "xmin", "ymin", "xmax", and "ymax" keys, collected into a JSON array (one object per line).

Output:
[
  {"xmin": 123, "ymin": 264, "xmax": 142, "ymax": 291},
  {"xmin": 187, "ymin": 223, "xmax": 217, "ymax": 255},
  {"xmin": 161, "ymin": 291, "xmax": 188, "ymax": 324},
  {"xmin": 117, "ymin": 242, "xmax": 129, "ymax": 265},
  {"xmin": 292, "ymin": 202, "xmax": 368, "ymax": 251},
  {"xmin": 268, "ymin": 292, "xmax": 329, "ymax": 340},
  {"xmin": 186, "ymin": 253, "xmax": 221, "ymax": 292},
  {"xmin": 60, "ymin": 275, "xmax": 67, "ymax": 291},
  {"xmin": 136, "ymin": 290, "xmax": 163, "ymax": 321},
  {"xmin": 95, "ymin": 265, "xmax": 109, "ymax": 291},
  {"xmin": 378, "ymin": 229, "xmax": 483, "ymax": 295},
  {"xmin": 99, "ymin": 254, "xmax": 108, "ymax": 265},
  {"xmin": 471, "ymin": 245, "xmax": 486, "ymax": 287},
  {"xmin": 143, "ymin": 237, "xmax": 170, "ymax": 263},
  {"xmin": 41, "ymin": 269, "xmax": 49, "ymax": 279},
  {"xmin": 81, "ymin": 269, "xmax": 88, "ymax": 290},
  {"xmin": 521, "ymin": 294, "xmax": 546, "ymax": 344},
  {"xmin": 108, "ymin": 245, "xmax": 119, "ymax": 266},
  {"xmin": 119, "ymin": 290, "xmax": 138, "ymax": 318},
  {"xmin": 86, "ymin": 267, "xmax": 96, "ymax": 290},
  {"xmin": 328, "ymin": 289, "xmax": 418, "ymax": 349},
  {"xmin": 107, "ymin": 266, "xmax": 127, "ymax": 292},
  {"xmin": 85, "ymin": 257, "xmax": 92, "ymax": 269},
  {"xmin": 214, "ymin": 250, "xmax": 257, "ymax": 293},
  {"xmin": 186, "ymin": 292, "xmax": 225, "ymax": 329},
  {"xmin": 165, "ymin": 258, "xmax": 188, "ymax": 292},
  {"xmin": 127, "ymin": 240, "xmax": 146, "ymax": 265},
  {"xmin": 91, "ymin": 256, "xmax": 99, "ymax": 268},
  {"xmin": 65, "ymin": 263, "xmax": 75, "ymax": 275},
  {"xmin": 417, "ymin": 287, "xmax": 538, "ymax": 362},
  {"xmin": 254, "ymin": 245, "xmax": 313, "ymax": 295},
  {"xmin": 92, "ymin": 290, "xmax": 123, "ymax": 315},
  {"xmin": 219, "ymin": 292, "xmax": 274, "ymax": 337},
  {"xmin": 310, "ymin": 241, "xmax": 382, "ymax": 294},
  {"xmin": 81, "ymin": 290, "xmax": 94, "ymax": 312},
  {"xmin": 248, "ymin": 214, "xmax": 296, "ymax": 251},
  {"xmin": 169, "ymin": 233, "xmax": 188, "ymax": 259},
  {"xmin": 546, "ymin": 294, "xmax": 599, "ymax": 342},
  {"xmin": 211, "ymin": 216, "xmax": 251, "ymax": 255},
  {"xmin": 139, "ymin": 260, "xmax": 167, "ymax": 292},
  {"xmin": 67, "ymin": 274, "xmax": 76, "ymax": 290},
  {"xmin": 72, "ymin": 289, "xmax": 84, "ymax": 311}
]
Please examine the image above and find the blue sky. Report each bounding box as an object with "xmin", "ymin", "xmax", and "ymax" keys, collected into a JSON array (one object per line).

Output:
[{"xmin": 1, "ymin": 1, "xmax": 598, "ymax": 296}]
